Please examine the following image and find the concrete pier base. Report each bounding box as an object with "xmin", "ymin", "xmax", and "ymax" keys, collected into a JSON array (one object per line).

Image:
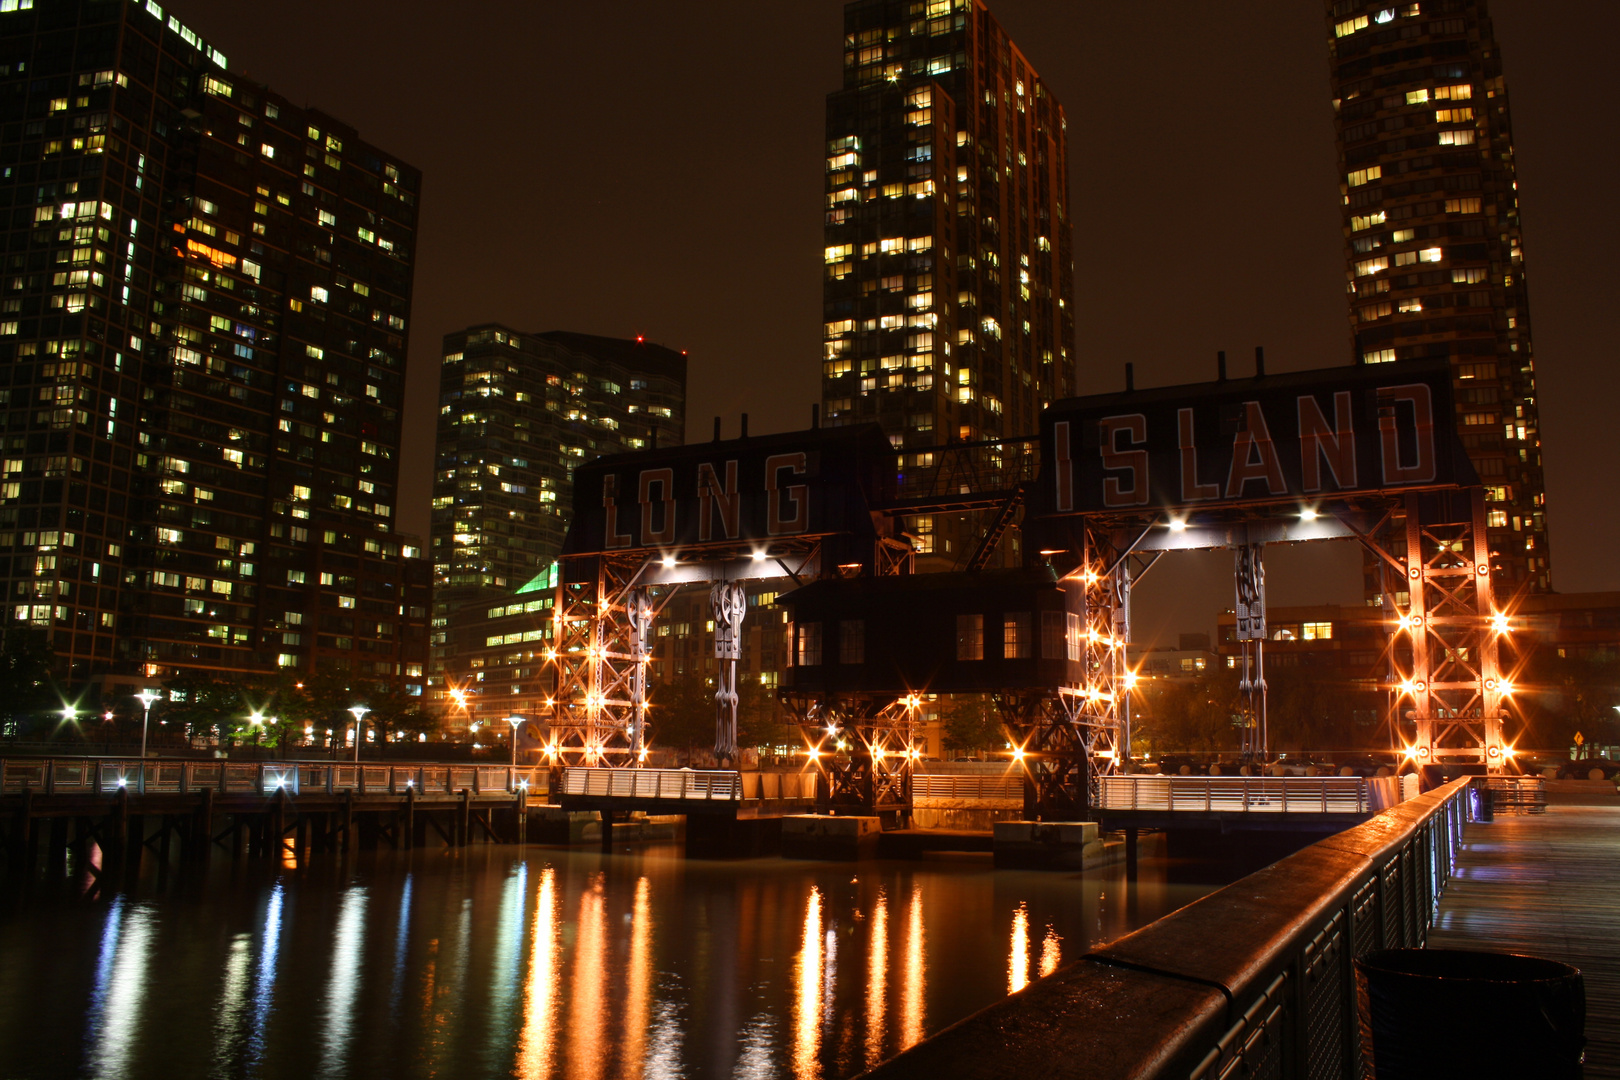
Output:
[
  {"xmin": 685, "ymin": 815, "xmax": 781, "ymax": 859},
  {"xmin": 993, "ymin": 821, "xmax": 1115, "ymax": 870},
  {"xmin": 781, "ymin": 814, "xmax": 881, "ymax": 860}
]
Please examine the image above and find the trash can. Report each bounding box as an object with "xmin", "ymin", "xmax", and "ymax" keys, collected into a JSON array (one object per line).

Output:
[{"xmin": 1356, "ymin": 948, "xmax": 1584, "ymax": 1078}]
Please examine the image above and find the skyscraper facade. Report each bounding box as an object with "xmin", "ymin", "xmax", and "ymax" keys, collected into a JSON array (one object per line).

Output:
[
  {"xmin": 429, "ymin": 325, "xmax": 685, "ymax": 728},
  {"xmin": 0, "ymin": 0, "xmax": 428, "ymax": 699},
  {"xmin": 1327, "ymin": 0, "xmax": 1549, "ymax": 594},
  {"xmin": 821, "ymin": 0, "xmax": 1074, "ymax": 565}
]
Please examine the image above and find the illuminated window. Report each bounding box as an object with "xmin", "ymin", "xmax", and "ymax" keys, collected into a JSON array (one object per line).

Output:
[
  {"xmin": 1435, "ymin": 107, "xmax": 1474, "ymax": 124},
  {"xmin": 1350, "ymin": 211, "xmax": 1386, "ymax": 231},
  {"xmin": 1003, "ymin": 613, "xmax": 1031, "ymax": 659},
  {"xmin": 1444, "ymin": 197, "xmax": 1481, "ymax": 214},
  {"xmin": 1302, "ymin": 622, "xmax": 1332, "ymax": 641},
  {"xmin": 797, "ymin": 622, "xmax": 822, "ymax": 666},
  {"xmin": 1346, "ymin": 166, "xmax": 1381, "ymax": 187},
  {"xmin": 1405, "ymin": 88, "xmax": 1430, "ymax": 105},
  {"xmin": 1419, "ymin": 247, "xmax": 1443, "ymax": 263},
  {"xmin": 1437, "ymin": 129, "xmax": 1475, "ymax": 146}
]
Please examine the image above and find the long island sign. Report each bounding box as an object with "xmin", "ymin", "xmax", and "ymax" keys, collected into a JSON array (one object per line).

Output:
[{"xmin": 1033, "ymin": 358, "xmax": 1478, "ymax": 519}]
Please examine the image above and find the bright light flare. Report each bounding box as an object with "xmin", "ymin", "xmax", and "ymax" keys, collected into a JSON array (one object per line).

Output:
[
  {"xmin": 1490, "ymin": 612, "xmax": 1512, "ymax": 635},
  {"xmin": 1167, "ymin": 518, "xmax": 1187, "ymax": 532},
  {"xmin": 1299, "ymin": 507, "xmax": 1319, "ymax": 522},
  {"xmin": 660, "ymin": 555, "xmax": 676, "ymax": 569}
]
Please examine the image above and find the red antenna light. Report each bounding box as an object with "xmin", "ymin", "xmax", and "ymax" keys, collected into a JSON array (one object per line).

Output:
[{"xmin": 635, "ymin": 335, "xmax": 644, "ymax": 343}]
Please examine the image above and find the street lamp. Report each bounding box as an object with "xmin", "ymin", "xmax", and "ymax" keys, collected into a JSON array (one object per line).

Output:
[
  {"xmin": 249, "ymin": 710, "xmax": 265, "ymax": 758},
  {"xmin": 134, "ymin": 690, "xmax": 160, "ymax": 793},
  {"xmin": 506, "ymin": 715, "xmax": 523, "ymax": 769},
  {"xmin": 348, "ymin": 706, "xmax": 370, "ymax": 763}
]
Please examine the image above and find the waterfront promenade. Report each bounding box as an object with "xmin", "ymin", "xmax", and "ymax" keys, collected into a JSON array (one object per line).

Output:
[{"xmin": 1428, "ymin": 785, "xmax": 1620, "ymax": 1079}]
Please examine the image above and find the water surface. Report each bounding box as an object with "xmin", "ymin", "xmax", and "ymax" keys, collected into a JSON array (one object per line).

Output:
[{"xmin": 0, "ymin": 842, "xmax": 1223, "ymax": 1079}]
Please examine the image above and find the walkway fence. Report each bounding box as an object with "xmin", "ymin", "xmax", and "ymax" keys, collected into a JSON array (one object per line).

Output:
[
  {"xmin": 556, "ymin": 767, "xmax": 815, "ymax": 804},
  {"xmin": 0, "ymin": 758, "xmax": 545, "ymax": 798},
  {"xmin": 1096, "ymin": 775, "xmax": 1380, "ymax": 814},
  {"xmin": 863, "ymin": 775, "xmax": 1480, "ymax": 1080}
]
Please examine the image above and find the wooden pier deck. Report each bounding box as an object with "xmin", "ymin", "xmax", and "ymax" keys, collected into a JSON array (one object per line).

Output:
[{"xmin": 1427, "ymin": 787, "xmax": 1620, "ymax": 1078}]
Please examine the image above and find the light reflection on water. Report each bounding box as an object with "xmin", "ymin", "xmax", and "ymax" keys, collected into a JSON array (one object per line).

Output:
[{"xmin": 0, "ymin": 843, "xmax": 1222, "ymax": 1080}]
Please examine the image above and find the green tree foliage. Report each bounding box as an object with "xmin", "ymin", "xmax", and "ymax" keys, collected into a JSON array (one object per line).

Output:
[
  {"xmin": 1137, "ymin": 669, "xmax": 1241, "ymax": 754},
  {"xmin": 941, "ymin": 694, "xmax": 1002, "ymax": 756},
  {"xmin": 161, "ymin": 673, "xmax": 251, "ymax": 744},
  {"xmin": 737, "ymin": 676, "xmax": 793, "ymax": 751},
  {"xmin": 1513, "ymin": 649, "xmax": 1620, "ymax": 750},
  {"xmin": 0, "ymin": 624, "xmax": 56, "ymax": 737},
  {"xmin": 649, "ymin": 671, "xmax": 714, "ymax": 759}
]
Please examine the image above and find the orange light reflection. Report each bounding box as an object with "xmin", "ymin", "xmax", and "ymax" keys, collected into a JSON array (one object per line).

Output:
[
  {"xmin": 1040, "ymin": 926, "xmax": 1062, "ymax": 978},
  {"xmin": 901, "ymin": 885, "xmax": 925, "ymax": 1049},
  {"xmin": 567, "ymin": 875, "xmax": 607, "ymax": 1080},
  {"xmin": 623, "ymin": 877, "xmax": 652, "ymax": 1077},
  {"xmin": 1008, "ymin": 902, "xmax": 1030, "ymax": 994},
  {"xmin": 516, "ymin": 867, "xmax": 558, "ymax": 1078},
  {"xmin": 793, "ymin": 886, "xmax": 823, "ymax": 1080},
  {"xmin": 865, "ymin": 890, "xmax": 888, "ymax": 1068}
]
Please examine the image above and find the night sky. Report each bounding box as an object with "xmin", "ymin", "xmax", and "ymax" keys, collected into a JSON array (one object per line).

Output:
[{"xmin": 193, "ymin": 0, "xmax": 1619, "ymax": 644}]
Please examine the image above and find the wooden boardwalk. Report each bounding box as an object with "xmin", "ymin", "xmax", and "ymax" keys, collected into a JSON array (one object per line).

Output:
[{"xmin": 1428, "ymin": 793, "xmax": 1620, "ymax": 1078}]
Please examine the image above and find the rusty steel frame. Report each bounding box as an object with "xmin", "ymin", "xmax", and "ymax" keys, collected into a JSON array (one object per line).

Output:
[
  {"xmin": 549, "ymin": 553, "xmax": 658, "ymax": 770},
  {"xmin": 781, "ymin": 692, "xmax": 919, "ymax": 820},
  {"xmin": 1381, "ymin": 489, "xmax": 1507, "ymax": 767}
]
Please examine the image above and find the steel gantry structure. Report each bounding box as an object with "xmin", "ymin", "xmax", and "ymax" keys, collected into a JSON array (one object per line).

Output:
[
  {"xmin": 1025, "ymin": 357, "xmax": 1514, "ymax": 813},
  {"xmin": 541, "ymin": 357, "xmax": 1513, "ymax": 823}
]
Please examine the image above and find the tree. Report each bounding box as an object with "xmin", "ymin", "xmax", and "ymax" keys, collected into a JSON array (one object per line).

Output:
[
  {"xmin": 1513, "ymin": 649, "xmax": 1620, "ymax": 751},
  {"xmin": 737, "ymin": 676, "xmax": 792, "ymax": 752},
  {"xmin": 941, "ymin": 693, "xmax": 1002, "ymax": 756},
  {"xmin": 161, "ymin": 674, "xmax": 250, "ymax": 745},
  {"xmin": 1137, "ymin": 669, "xmax": 1241, "ymax": 754},
  {"xmin": 0, "ymin": 623, "xmax": 56, "ymax": 738},
  {"xmin": 650, "ymin": 671, "xmax": 717, "ymax": 762}
]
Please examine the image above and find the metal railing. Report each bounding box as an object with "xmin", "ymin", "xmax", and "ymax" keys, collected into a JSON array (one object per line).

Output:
[
  {"xmin": 558, "ymin": 767, "xmax": 742, "ymax": 801},
  {"xmin": 1096, "ymin": 774, "xmax": 1372, "ymax": 814},
  {"xmin": 912, "ymin": 773, "xmax": 1025, "ymax": 801},
  {"xmin": 0, "ymin": 757, "xmax": 544, "ymax": 797},
  {"xmin": 862, "ymin": 776, "xmax": 1479, "ymax": 1080},
  {"xmin": 1485, "ymin": 775, "xmax": 1546, "ymax": 813}
]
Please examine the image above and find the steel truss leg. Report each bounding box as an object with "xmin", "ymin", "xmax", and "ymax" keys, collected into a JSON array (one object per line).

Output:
[
  {"xmin": 787, "ymin": 694, "xmax": 916, "ymax": 823},
  {"xmin": 1366, "ymin": 490, "xmax": 1507, "ymax": 770}
]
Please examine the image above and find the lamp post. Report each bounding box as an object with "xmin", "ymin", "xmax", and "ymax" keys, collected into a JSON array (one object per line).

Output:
[
  {"xmin": 349, "ymin": 706, "xmax": 370, "ymax": 764},
  {"xmin": 249, "ymin": 710, "xmax": 265, "ymax": 759},
  {"xmin": 506, "ymin": 715, "xmax": 523, "ymax": 770}
]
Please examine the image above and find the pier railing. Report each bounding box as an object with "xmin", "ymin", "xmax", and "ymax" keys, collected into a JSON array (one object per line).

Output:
[
  {"xmin": 0, "ymin": 757, "xmax": 545, "ymax": 797},
  {"xmin": 862, "ymin": 775, "xmax": 1479, "ymax": 1080},
  {"xmin": 1096, "ymin": 774, "xmax": 1380, "ymax": 814}
]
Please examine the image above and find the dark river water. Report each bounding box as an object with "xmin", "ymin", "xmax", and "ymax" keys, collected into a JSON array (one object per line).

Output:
[{"xmin": 0, "ymin": 841, "xmax": 1226, "ymax": 1079}]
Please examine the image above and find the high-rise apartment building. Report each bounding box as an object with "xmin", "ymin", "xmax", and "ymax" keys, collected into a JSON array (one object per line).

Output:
[
  {"xmin": 821, "ymin": 0, "xmax": 1074, "ymax": 565},
  {"xmin": 1327, "ymin": 0, "xmax": 1549, "ymax": 594},
  {"xmin": 430, "ymin": 325, "xmax": 685, "ymax": 727},
  {"xmin": 0, "ymin": 0, "xmax": 428, "ymax": 699}
]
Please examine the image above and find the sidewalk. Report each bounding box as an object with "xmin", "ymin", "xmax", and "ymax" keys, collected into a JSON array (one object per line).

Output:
[{"xmin": 1427, "ymin": 791, "xmax": 1620, "ymax": 1077}]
